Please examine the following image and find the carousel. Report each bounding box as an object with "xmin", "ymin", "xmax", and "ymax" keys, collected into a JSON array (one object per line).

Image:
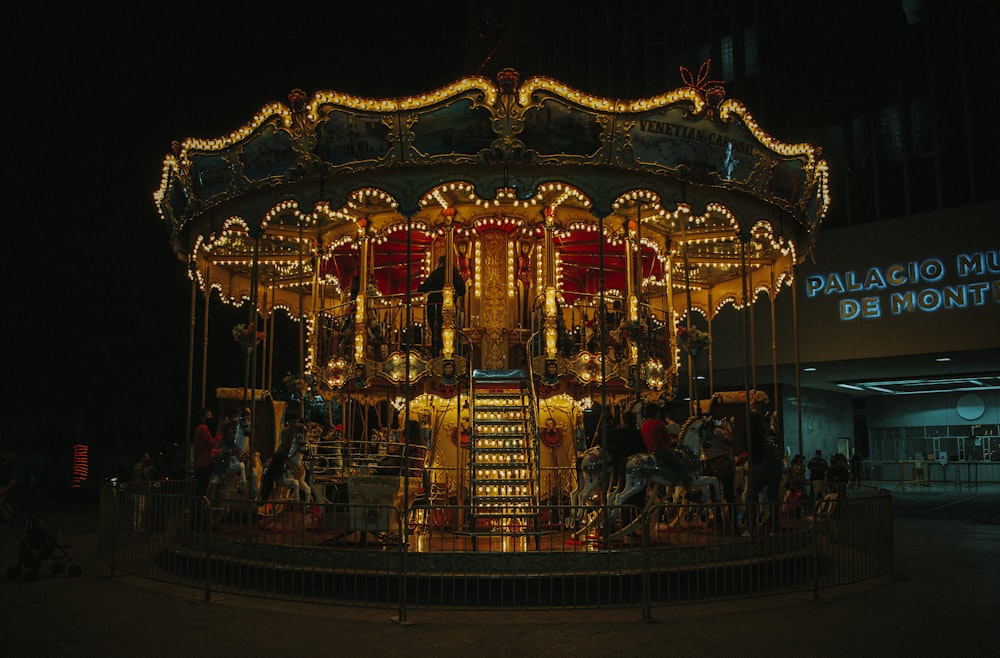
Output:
[{"xmin": 155, "ymin": 62, "xmax": 829, "ymax": 551}]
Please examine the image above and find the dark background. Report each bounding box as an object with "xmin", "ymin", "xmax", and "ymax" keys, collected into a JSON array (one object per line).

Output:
[
  {"xmin": 3, "ymin": 1, "xmax": 997, "ymax": 482},
  {"xmin": 3, "ymin": 3, "xmax": 478, "ymax": 478}
]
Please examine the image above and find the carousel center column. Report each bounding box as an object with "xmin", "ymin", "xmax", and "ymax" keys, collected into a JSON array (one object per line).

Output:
[
  {"xmin": 622, "ymin": 213, "xmax": 641, "ymax": 390},
  {"xmin": 624, "ymin": 217, "xmax": 640, "ymax": 366},
  {"xmin": 542, "ymin": 206, "xmax": 558, "ymax": 364},
  {"xmin": 441, "ymin": 207, "xmax": 458, "ymax": 362},
  {"xmin": 353, "ymin": 218, "xmax": 371, "ymax": 381}
]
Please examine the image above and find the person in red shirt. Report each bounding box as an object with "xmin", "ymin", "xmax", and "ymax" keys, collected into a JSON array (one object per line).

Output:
[
  {"xmin": 192, "ymin": 407, "xmax": 219, "ymax": 497},
  {"xmin": 640, "ymin": 403, "xmax": 668, "ymax": 454},
  {"xmin": 640, "ymin": 403, "xmax": 692, "ymax": 487}
]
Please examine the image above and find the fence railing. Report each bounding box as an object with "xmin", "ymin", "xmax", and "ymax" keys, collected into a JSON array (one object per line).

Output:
[
  {"xmin": 100, "ymin": 481, "xmax": 893, "ymax": 618},
  {"xmin": 860, "ymin": 459, "xmax": 998, "ymax": 490}
]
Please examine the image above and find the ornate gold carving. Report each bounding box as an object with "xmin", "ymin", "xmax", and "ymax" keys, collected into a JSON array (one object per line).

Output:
[{"xmin": 479, "ymin": 231, "xmax": 509, "ymax": 369}]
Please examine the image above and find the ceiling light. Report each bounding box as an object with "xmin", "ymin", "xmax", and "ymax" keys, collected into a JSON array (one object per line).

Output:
[{"xmin": 836, "ymin": 375, "xmax": 1000, "ymax": 395}]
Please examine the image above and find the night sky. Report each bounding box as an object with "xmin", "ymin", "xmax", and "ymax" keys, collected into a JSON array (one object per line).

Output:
[
  {"xmin": 4, "ymin": 2, "xmax": 990, "ymax": 478},
  {"xmin": 4, "ymin": 4, "xmax": 477, "ymax": 469}
]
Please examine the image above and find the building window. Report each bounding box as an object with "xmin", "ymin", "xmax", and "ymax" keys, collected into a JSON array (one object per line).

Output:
[
  {"xmin": 721, "ymin": 35, "xmax": 734, "ymax": 81},
  {"xmin": 744, "ymin": 26, "xmax": 757, "ymax": 76},
  {"xmin": 880, "ymin": 105, "xmax": 903, "ymax": 160},
  {"xmin": 868, "ymin": 423, "xmax": 999, "ymax": 462}
]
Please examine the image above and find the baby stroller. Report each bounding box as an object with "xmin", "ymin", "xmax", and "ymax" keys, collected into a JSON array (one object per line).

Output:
[{"xmin": 6, "ymin": 503, "xmax": 82, "ymax": 581}]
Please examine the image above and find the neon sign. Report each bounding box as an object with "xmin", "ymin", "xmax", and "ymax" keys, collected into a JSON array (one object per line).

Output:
[{"xmin": 805, "ymin": 250, "xmax": 999, "ymax": 320}]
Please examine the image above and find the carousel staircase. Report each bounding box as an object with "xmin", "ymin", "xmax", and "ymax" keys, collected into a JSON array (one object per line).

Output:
[{"xmin": 468, "ymin": 369, "xmax": 540, "ymax": 550}]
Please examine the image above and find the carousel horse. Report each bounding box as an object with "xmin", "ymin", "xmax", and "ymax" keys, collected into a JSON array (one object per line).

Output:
[
  {"xmin": 202, "ymin": 422, "xmax": 253, "ymax": 524},
  {"xmin": 566, "ymin": 445, "xmax": 612, "ymax": 531},
  {"xmin": 668, "ymin": 416, "xmax": 735, "ymax": 527},
  {"xmin": 275, "ymin": 429, "xmax": 311, "ymax": 502},
  {"xmin": 206, "ymin": 422, "xmax": 248, "ymax": 499},
  {"xmin": 302, "ymin": 422, "xmax": 331, "ymax": 504},
  {"xmin": 601, "ymin": 416, "xmax": 722, "ymax": 540},
  {"xmin": 248, "ymin": 451, "xmax": 262, "ymax": 499}
]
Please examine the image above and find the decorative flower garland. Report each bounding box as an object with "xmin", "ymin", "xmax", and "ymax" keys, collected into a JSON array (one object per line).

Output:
[
  {"xmin": 232, "ymin": 323, "xmax": 266, "ymax": 353},
  {"xmin": 619, "ymin": 319, "xmax": 646, "ymax": 342},
  {"xmin": 676, "ymin": 325, "xmax": 711, "ymax": 358}
]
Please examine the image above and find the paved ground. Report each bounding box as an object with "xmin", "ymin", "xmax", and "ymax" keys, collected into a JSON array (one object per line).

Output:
[{"xmin": 1, "ymin": 483, "xmax": 997, "ymax": 657}]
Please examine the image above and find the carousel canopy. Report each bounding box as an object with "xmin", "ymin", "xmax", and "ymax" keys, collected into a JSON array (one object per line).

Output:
[{"xmin": 154, "ymin": 64, "xmax": 829, "ymax": 320}]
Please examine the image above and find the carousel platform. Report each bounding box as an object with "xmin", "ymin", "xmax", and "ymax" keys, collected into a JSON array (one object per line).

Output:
[{"xmin": 143, "ymin": 496, "xmax": 825, "ymax": 607}]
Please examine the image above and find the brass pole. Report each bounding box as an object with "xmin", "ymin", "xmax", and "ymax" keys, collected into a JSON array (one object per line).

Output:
[
  {"xmin": 599, "ymin": 213, "xmax": 607, "ymax": 403},
  {"xmin": 792, "ymin": 265, "xmax": 804, "ymax": 458},
  {"xmin": 750, "ymin": 269, "xmax": 757, "ymax": 392},
  {"xmin": 267, "ymin": 278, "xmax": 276, "ymax": 392},
  {"xmin": 740, "ymin": 237, "xmax": 753, "ymax": 464},
  {"xmin": 442, "ymin": 210, "xmax": 457, "ymax": 360},
  {"xmin": 260, "ymin": 287, "xmax": 269, "ymax": 394},
  {"xmin": 186, "ymin": 274, "xmax": 196, "ymax": 476},
  {"xmin": 664, "ymin": 230, "xmax": 675, "ymax": 398},
  {"xmin": 200, "ymin": 264, "xmax": 211, "ymax": 409},
  {"xmin": 770, "ymin": 264, "xmax": 779, "ymax": 420},
  {"xmin": 707, "ymin": 291, "xmax": 714, "ymax": 397},
  {"xmin": 298, "ymin": 222, "xmax": 305, "ymax": 417},
  {"xmin": 354, "ymin": 222, "xmax": 370, "ymax": 374},
  {"xmin": 247, "ymin": 234, "xmax": 260, "ymax": 459},
  {"xmin": 310, "ymin": 238, "xmax": 321, "ymax": 376},
  {"xmin": 634, "ymin": 207, "xmax": 643, "ymax": 406},
  {"xmin": 682, "ymin": 233, "xmax": 695, "ymax": 417}
]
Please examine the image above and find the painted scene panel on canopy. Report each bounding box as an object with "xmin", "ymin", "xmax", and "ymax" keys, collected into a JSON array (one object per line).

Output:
[
  {"xmin": 521, "ymin": 99, "xmax": 605, "ymax": 158},
  {"xmin": 628, "ymin": 106, "xmax": 761, "ymax": 184},
  {"xmin": 190, "ymin": 152, "xmax": 234, "ymax": 200},
  {"xmin": 409, "ymin": 98, "xmax": 494, "ymax": 158},
  {"xmin": 314, "ymin": 110, "xmax": 392, "ymax": 165},
  {"xmin": 769, "ymin": 158, "xmax": 808, "ymax": 207},
  {"xmin": 240, "ymin": 124, "xmax": 298, "ymax": 181}
]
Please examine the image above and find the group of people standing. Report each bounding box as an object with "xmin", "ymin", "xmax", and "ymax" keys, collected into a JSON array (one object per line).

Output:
[
  {"xmin": 803, "ymin": 449, "xmax": 860, "ymax": 494},
  {"xmin": 596, "ymin": 397, "xmax": 866, "ymax": 536}
]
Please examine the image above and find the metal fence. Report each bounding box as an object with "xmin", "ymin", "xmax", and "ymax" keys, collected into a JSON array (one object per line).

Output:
[
  {"xmin": 861, "ymin": 459, "xmax": 998, "ymax": 490},
  {"xmin": 99, "ymin": 480, "xmax": 892, "ymax": 618}
]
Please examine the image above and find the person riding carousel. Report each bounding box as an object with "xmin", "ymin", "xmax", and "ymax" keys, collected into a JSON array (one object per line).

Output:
[{"xmin": 640, "ymin": 403, "xmax": 694, "ymax": 489}]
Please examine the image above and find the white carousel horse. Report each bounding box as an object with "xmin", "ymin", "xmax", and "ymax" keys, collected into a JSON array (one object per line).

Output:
[
  {"xmin": 601, "ymin": 416, "xmax": 722, "ymax": 540},
  {"xmin": 303, "ymin": 422, "xmax": 331, "ymax": 504},
  {"xmin": 207, "ymin": 422, "xmax": 248, "ymax": 498},
  {"xmin": 566, "ymin": 445, "xmax": 612, "ymax": 531},
  {"xmin": 567, "ymin": 416, "xmax": 723, "ymax": 539},
  {"xmin": 275, "ymin": 430, "xmax": 311, "ymax": 502}
]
